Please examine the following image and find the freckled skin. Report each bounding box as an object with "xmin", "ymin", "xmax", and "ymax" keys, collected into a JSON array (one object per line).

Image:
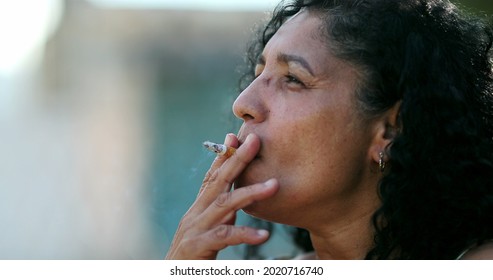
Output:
[
  {"xmin": 233, "ymin": 11, "xmax": 382, "ymax": 234},
  {"xmin": 166, "ymin": 10, "xmax": 392, "ymax": 260}
]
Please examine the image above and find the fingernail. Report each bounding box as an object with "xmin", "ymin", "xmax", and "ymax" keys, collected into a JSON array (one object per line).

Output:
[
  {"xmin": 245, "ymin": 133, "xmax": 254, "ymax": 144},
  {"xmin": 265, "ymin": 178, "xmax": 277, "ymax": 188},
  {"xmin": 224, "ymin": 133, "xmax": 234, "ymax": 146},
  {"xmin": 256, "ymin": 229, "xmax": 269, "ymax": 238}
]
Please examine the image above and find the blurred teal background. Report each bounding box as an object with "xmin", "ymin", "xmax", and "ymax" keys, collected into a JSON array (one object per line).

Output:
[{"xmin": 0, "ymin": 0, "xmax": 491, "ymax": 259}]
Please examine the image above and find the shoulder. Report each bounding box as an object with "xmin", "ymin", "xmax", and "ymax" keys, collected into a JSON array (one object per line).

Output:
[{"xmin": 460, "ymin": 242, "xmax": 493, "ymax": 260}]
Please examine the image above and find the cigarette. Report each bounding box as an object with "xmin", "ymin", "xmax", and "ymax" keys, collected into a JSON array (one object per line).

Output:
[{"xmin": 203, "ymin": 141, "xmax": 236, "ymax": 157}]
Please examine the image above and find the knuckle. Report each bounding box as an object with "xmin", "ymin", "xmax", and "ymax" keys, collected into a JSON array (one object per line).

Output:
[
  {"xmin": 178, "ymin": 219, "xmax": 192, "ymax": 233},
  {"xmin": 203, "ymin": 166, "xmax": 233, "ymax": 187},
  {"xmin": 202, "ymin": 169, "xmax": 217, "ymax": 184},
  {"xmin": 202, "ymin": 171, "xmax": 211, "ymax": 183},
  {"xmin": 214, "ymin": 192, "xmax": 232, "ymax": 208},
  {"xmin": 209, "ymin": 169, "xmax": 219, "ymax": 183},
  {"xmin": 214, "ymin": 225, "xmax": 232, "ymax": 239},
  {"xmin": 179, "ymin": 213, "xmax": 197, "ymax": 230},
  {"xmin": 237, "ymin": 226, "xmax": 249, "ymax": 237},
  {"xmin": 215, "ymin": 167, "xmax": 233, "ymax": 186},
  {"xmin": 179, "ymin": 237, "xmax": 199, "ymax": 254}
]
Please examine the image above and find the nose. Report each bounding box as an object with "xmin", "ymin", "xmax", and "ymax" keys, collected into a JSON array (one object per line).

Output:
[{"xmin": 232, "ymin": 78, "xmax": 268, "ymax": 123}]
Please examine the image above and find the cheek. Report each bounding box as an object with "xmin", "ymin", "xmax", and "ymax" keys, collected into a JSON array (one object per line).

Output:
[
  {"xmin": 268, "ymin": 115, "xmax": 336, "ymax": 179},
  {"xmin": 271, "ymin": 107, "xmax": 365, "ymax": 184},
  {"xmin": 273, "ymin": 107, "xmax": 337, "ymax": 159}
]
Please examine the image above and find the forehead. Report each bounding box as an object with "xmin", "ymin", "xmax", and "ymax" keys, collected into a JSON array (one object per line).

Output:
[
  {"xmin": 278, "ymin": 10, "xmax": 324, "ymax": 39},
  {"xmin": 266, "ymin": 11, "xmax": 324, "ymax": 50},
  {"xmin": 263, "ymin": 11, "xmax": 359, "ymax": 80},
  {"xmin": 262, "ymin": 11, "xmax": 338, "ymax": 73}
]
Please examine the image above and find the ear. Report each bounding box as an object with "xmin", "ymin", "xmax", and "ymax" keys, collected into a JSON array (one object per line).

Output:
[{"xmin": 369, "ymin": 101, "xmax": 401, "ymax": 164}]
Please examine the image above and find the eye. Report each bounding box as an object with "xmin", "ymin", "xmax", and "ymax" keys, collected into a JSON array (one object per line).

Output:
[{"xmin": 285, "ymin": 74, "xmax": 305, "ymax": 87}]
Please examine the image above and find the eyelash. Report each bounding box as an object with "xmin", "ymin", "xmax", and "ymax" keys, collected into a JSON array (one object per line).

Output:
[
  {"xmin": 252, "ymin": 71, "xmax": 306, "ymax": 87},
  {"xmin": 285, "ymin": 74, "xmax": 305, "ymax": 87}
]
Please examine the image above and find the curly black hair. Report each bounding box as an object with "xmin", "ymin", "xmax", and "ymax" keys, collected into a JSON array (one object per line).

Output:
[{"xmin": 241, "ymin": 0, "xmax": 493, "ymax": 259}]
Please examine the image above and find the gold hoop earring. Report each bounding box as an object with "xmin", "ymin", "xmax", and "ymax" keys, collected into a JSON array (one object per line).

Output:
[{"xmin": 379, "ymin": 151, "xmax": 386, "ymax": 173}]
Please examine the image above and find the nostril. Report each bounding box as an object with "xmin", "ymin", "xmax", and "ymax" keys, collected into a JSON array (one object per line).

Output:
[{"xmin": 243, "ymin": 113, "xmax": 255, "ymax": 121}]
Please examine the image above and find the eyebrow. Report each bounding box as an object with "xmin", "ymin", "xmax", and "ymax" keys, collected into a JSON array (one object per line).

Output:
[{"xmin": 257, "ymin": 53, "xmax": 315, "ymax": 76}]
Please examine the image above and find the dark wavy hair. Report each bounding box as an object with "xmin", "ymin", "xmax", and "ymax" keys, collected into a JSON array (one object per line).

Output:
[{"xmin": 241, "ymin": 0, "xmax": 493, "ymax": 259}]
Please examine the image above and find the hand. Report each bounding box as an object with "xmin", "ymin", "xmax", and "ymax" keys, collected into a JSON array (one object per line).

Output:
[{"xmin": 165, "ymin": 133, "xmax": 279, "ymax": 260}]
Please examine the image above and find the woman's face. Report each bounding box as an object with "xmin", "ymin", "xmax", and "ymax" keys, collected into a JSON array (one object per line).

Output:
[{"xmin": 233, "ymin": 11, "xmax": 380, "ymax": 229}]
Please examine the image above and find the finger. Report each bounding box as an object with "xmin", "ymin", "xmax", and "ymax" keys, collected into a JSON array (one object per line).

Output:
[
  {"xmin": 168, "ymin": 225, "xmax": 269, "ymax": 260},
  {"xmin": 199, "ymin": 133, "xmax": 238, "ymax": 196},
  {"xmin": 192, "ymin": 225, "xmax": 270, "ymax": 258},
  {"xmin": 208, "ymin": 225, "xmax": 270, "ymax": 250},
  {"xmin": 198, "ymin": 179, "xmax": 279, "ymax": 228},
  {"xmin": 202, "ymin": 133, "xmax": 237, "ymax": 183},
  {"xmin": 220, "ymin": 211, "xmax": 237, "ymax": 226},
  {"xmin": 197, "ymin": 134, "xmax": 260, "ymax": 207}
]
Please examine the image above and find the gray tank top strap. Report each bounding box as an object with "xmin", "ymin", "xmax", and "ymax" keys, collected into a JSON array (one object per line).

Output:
[
  {"xmin": 456, "ymin": 247, "xmax": 472, "ymax": 260},
  {"xmin": 456, "ymin": 240, "xmax": 493, "ymax": 259}
]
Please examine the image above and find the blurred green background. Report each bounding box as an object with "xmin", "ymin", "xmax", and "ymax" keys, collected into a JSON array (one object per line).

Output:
[{"xmin": 0, "ymin": 0, "xmax": 490, "ymax": 259}]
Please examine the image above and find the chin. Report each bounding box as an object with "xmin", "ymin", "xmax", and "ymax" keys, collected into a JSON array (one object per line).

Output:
[
  {"xmin": 233, "ymin": 168, "xmax": 267, "ymax": 190},
  {"xmin": 242, "ymin": 205, "xmax": 298, "ymax": 228},
  {"xmin": 240, "ymin": 184, "xmax": 305, "ymax": 228},
  {"xmin": 242, "ymin": 202, "xmax": 270, "ymax": 220},
  {"xmin": 241, "ymin": 196, "xmax": 285, "ymax": 223}
]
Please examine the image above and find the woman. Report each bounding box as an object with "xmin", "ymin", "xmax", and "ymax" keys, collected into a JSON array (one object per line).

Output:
[{"xmin": 166, "ymin": 0, "xmax": 493, "ymax": 259}]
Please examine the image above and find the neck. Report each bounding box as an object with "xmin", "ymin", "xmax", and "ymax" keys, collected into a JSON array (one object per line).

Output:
[
  {"xmin": 309, "ymin": 209, "xmax": 376, "ymax": 259},
  {"xmin": 305, "ymin": 165, "xmax": 382, "ymax": 260}
]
